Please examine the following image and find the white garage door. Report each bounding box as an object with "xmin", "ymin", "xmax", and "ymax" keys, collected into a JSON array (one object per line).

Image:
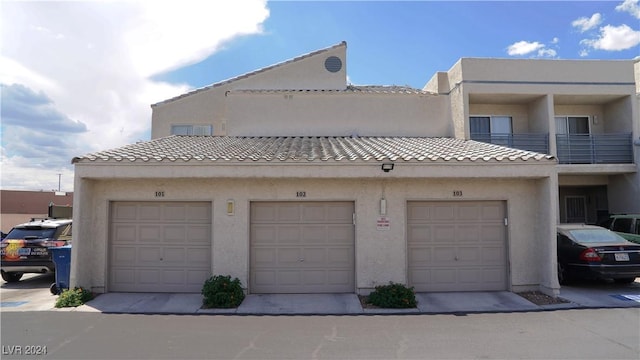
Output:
[
  {"xmin": 251, "ymin": 202, "xmax": 355, "ymax": 294},
  {"xmin": 408, "ymin": 201, "xmax": 507, "ymax": 292},
  {"xmin": 109, "ymin": 202, "xmax": 211, "ymax": 293}
]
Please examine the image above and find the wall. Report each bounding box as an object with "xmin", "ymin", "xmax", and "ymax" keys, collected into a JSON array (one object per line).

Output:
[
  {"xmin": 226, "ymin": 92, "xmax": 449, "ymax": 137},
  {"xmin": 71, "ymin": 174, "xmax": 555, "ymax": 295}
]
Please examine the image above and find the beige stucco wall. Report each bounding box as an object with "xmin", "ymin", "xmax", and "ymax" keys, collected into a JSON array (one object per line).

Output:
[
  {"xmin": 71, "ymin": 160, "xmax": 558, "ymax": 295},
  {"xmin": 226, "ymin": 92, "xmax": 449, "ymax": 137}
]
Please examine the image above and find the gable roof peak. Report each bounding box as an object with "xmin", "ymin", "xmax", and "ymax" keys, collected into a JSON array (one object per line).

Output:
[{"xmin": 151, "ymin": 41, "xmax": 348, "ymax": 107}]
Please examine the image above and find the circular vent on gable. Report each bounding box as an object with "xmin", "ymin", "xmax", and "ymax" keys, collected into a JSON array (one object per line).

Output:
[{"xmin": 324, "ymin": 56, "xmax": 342, "ymax": 73}]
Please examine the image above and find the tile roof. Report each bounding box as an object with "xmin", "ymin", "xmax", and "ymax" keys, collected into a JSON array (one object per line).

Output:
[
  {"xmin": 232, "ymin": 85, "xmax": 431, "ymax": 95},
  {"xmin": 72, "ymin": 136, "xmax": 556, "ymax": 164}
]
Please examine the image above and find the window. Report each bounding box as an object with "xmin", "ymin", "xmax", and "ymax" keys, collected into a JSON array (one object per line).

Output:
[
  {"xmin": 171, "ymin": 125, "xmax": 213, "ymax": 136},
  {"xmin": 565, "ymin": 196, "xmax": 586, "ymax": 223},
  {"xmin": 470, "ymin": 116, "xmax": 512, "ymax": 135},
  {"xmin": 612, "ymin": 218, "xmax": 632, "ymax": 233},
  {"xmin": 555, "ymin": 116, "xmax": 589, "ymax": 135},
  {"xmin": 470, "ymin": 116, "xmax": 512, "ymax": 146}
]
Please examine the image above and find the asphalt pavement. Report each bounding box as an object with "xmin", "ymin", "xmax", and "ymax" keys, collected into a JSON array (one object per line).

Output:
[
  {"xmin": 1, "ymin": 274, "xmax": 639, "ymax": 315},
  {"xmin": 1, "ymin": 308, "xmax": 639, "ymax": 359}
]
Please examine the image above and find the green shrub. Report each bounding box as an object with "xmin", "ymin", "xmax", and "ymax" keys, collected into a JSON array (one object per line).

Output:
[
  {"xmin": 55, "ymin": 287, "xmax": 94, "ymax": 308},
  {"xmin": 368, "ymin": 282, "xmax": 417, "ymax": 308},
  {"xmin": 202, "ymin": 275, "xmax": 245, "ymax": 308}
]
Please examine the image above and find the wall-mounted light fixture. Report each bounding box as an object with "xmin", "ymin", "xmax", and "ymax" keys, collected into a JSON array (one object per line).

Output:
[
  {"xmin": 226, "ymin": 200, "xmax": 235, "ymax": 216},
  {"xmin": 381, "ymin": 163, "xmax": 394, "ymax": 173}
]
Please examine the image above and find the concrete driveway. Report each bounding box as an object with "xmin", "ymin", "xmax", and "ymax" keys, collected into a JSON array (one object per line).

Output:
[
  {"xmin": 0, "ymin": 273, "xmax": 58, "ymax": 311},
  {"xmin": 2, "ymin": 276, "xmax": 639, "ymax": 314}
]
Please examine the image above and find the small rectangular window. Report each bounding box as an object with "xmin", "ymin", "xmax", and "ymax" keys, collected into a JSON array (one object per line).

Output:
[
  {"xmin": 555, "ymin": 116, "xmax": 589, "ymax": 135},
  {"xmin": 612, "ymin": 218, "xmax": 632, "ymax": 232},
  {"xmin": 469, "ymin": 116, "xmax": 512, "ymax": 135},
  {"xmin": 171, "ymin": 125, "xmax": 213, "ymax": 136}
]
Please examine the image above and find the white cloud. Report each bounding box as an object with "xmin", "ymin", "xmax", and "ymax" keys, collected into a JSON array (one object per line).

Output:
[
  {"xmin": 0, "ymin": 0, "xmax": 269, "ymax": 191},
  {"xmin": 538, "ymin": 48, "xmax": 557, "ymax": 58},
  {"xmin": 616, "ymin": 0, "xmax": 640, "ymax": 19},
  {"xmin": 572, "ymin": 13, "xmax": 602, "ymax": 32},
  {"xmin": 506, "ymin": 40, "xmax": 557, "ymax": 58},
  {"xmin": 507, "ymin": 41, "xmax": 544, "ymax": 56},
  {"xmin": 580, "ymin": 24, "xmax": 640, "ymax": 51}
]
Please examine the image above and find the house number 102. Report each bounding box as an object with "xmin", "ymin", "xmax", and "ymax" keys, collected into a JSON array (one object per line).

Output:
[
  {"xmin": 453, "ymin": 190, "xmax": 463, "ymax": 197},
  {"xmin": 296, "ymin": 191, "xmax": 306, "ymax": 198}
]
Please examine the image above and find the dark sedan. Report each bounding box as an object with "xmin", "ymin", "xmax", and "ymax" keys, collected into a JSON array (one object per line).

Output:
[{"xmin": 557, "ymin": 224, "xmax": 640, "ymax": 285}]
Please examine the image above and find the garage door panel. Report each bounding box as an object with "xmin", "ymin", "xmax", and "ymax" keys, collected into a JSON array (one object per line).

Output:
[
  {"xmin": 303, "ymin": 248, "xmax": 326, "ymax": 263},
  {"xmin": 482, "ymin": 204, "xmax": 503, "ymax": 220},
  {"xmin": 251, "ymin": 202, "xmax": 354, "ymax": 294},
  {"xmin": 327, "ymin": 247, "xmax": 352, "ymax": 264},
  {"xmin": 163, "ymin": 248, "xmax": 185, "ymax": 263},
  {"xmin": 433, "ymin": 205, "xmax": 455, "ymax": 221},
  {"xmin": 302, "ymin": 205, "xmax": 326, "ymax": 222},
  {"xmin": 458, "ymin": 205, "xmax": 481, "ymax": 220},
  {"xmin": 278, "ymin": 205, "xmax": 302, "ymax": 222},
  {"xmin": 279, "ymin": 226, "xmax": 301, "ymax": 244},
  {"xmin": 110, "ymin": 202, "xmax": 211, "ymax": 293},
  {"xmin": 253, "ymin": 248, "xmax": 276, "ymax": 265},
  {"xmin": 112, "ymin": 246, "xmax": 136, "ymax": 265},
  {"xmin": 433, "ymin": 226, "xmax": 455, "ymax": 242},
  {"xmin": 409, "ymin": 248, "xmax": 431, "ymax": 264},
  {"xmin": 187, "ymin": 248, "xmax": 210, "ymax": 265},
  {"xmin": 433, "ymin": 247, "xmax": 456, "ymax": 262},
  {"xmin": 279, "ymin": 271, "xmax": 301, "ymax": 285},
  {"xmin": 252, "ymin": 226, "xmax": 276, "ymax": 244},
  {"xmin": 138, "ymin": 247, "xmax": 162, "ymax": 263},
  {"xmin": 113, "ymin": 204, "xmax": 137, "ymax": 220},
  {"xmin": 164, "ymin": 226, "xmax": 186, "ymax": 242},
  {"xmin": 302, "ymin": 226, "xmax": 326, "ymax": 243},
  {"xmin": 408, "ymin": 225, "xmax": 431, "ymax": 243},
  {"xmin": 303, "ymin": 270, "xmax": 325, "ymax": 285},
  {"xmin": 328, "ymin": 225, "xmax": 353, "ymax": 244},
  {"xmin": 163, "ymin": 270, "xmax": 185, "ymax": 285},
  {"xmin": 140, "ymin": 226, "xmax": 162, "ymax": 242},
  {"xmin": 138, "ymin": 269, "xmax": 160, "ymax": 285},
  {"xmin": 483, "ymin": 247, "xmax": 506, "ymax": 264},
  {"xmin": 327, "ymin": 204, "xmax": 353, "ymax": 222},
  {"xmin": 113, "ymin": 225, "xmax": 137, "ymax": 243},
  {"xmin": 278, "ymin": 248, "xmax": 302, "ymax": 265},
  {"xmin": 139, "ymin": 205, "xmax": 161, "ymax": 220},
  {"xmin": 186, "ymin": 204, "xmax": 211, "ymax": 221},
  {"xmin": 408, "ymin": 201, "xmax": 507, "ymax": 292}
]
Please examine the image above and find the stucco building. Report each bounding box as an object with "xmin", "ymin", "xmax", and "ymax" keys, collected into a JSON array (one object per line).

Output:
[{"xmin": 70, "ymin": 42, "xmax": 639, "ymax": 297}]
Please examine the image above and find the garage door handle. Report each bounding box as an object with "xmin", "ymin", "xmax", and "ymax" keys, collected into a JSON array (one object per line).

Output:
[
  {"xmin": 454, "ymin": 256, "xmax": 459, "ymax": 261},
  {"xmin": 299, "ymin": 259, "xmax": 304, "ymax": 262},
  {"xmin": 160, "ymin": 258, "xmax": 163, "ymax": 261}
]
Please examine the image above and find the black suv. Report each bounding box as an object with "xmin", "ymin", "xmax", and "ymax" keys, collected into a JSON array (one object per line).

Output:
[{"xmin": 0, "ymin": 218, "xmax": 72, "ymax": 282}]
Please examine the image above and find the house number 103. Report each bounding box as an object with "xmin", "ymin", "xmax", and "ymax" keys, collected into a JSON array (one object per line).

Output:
[{"xmin": 453, "ymin": 190, "xmax": 463, "ymax": 197}]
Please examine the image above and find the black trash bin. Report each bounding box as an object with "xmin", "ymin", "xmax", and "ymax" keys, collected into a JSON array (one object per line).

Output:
[{"xmin": 50, "ymin": 245, "xmax": 71, "ymax": 295}]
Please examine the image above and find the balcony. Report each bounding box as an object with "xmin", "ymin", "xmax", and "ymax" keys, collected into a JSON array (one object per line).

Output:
[
  {"xmin": 556, "ymin": 133, "xmax": 633, "ymax": 164},
  {"xmin": 470, "ymin": 133, "xmax": 549, "ymax": 154}
]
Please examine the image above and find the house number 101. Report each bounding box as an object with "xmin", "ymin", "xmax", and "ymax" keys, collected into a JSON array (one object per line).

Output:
[{"xmin": 155, "ymin": 191, "xmax": 165, "ymax": 197}]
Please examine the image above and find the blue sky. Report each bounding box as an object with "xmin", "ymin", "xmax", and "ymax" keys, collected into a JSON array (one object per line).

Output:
[
  {"xmin": 156, "ymin": 1, "xmax": 640, "ymax": 89},
  {"xmin": 1, "ymin": 0, "xmax": 639, "ymax": 191}
]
